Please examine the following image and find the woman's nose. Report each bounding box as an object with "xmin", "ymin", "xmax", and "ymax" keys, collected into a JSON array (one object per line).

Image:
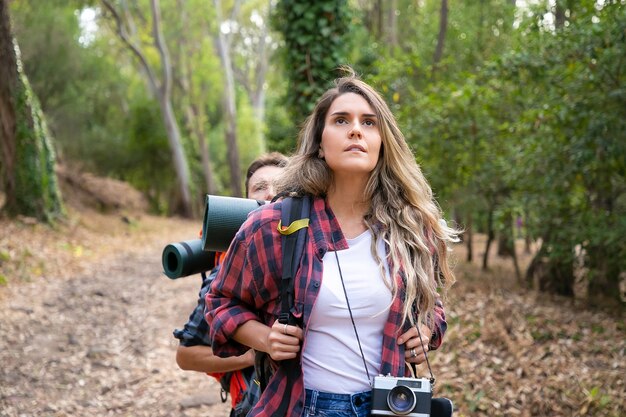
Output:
[{"xmin": 349, "ymin": 123, "xmax": 362, "ymax": 138}]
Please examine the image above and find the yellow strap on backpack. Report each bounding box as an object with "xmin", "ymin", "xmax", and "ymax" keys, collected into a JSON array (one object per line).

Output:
[{"xmin": 277, "ymin": 218, "xmax": 309, "ymax": 235}]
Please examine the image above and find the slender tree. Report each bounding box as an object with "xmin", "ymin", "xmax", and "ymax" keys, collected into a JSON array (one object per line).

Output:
[
  {"xmin": 230, "ymin": 0, "xmax": 273, "ymax": 146},
  {"xmin": 175, "ymin": 0, "xmax": 218, "ymax": 195},
  {"xmin": 213, "ymin": 0, "xmax": 243, "ymax": 197},
  {"xmin": 0, "ymin": 0, "xmax": 63, "ymax": 222},
  {"xmin": 100, "ymin": 0, "xmax": 193, "ymax": 217},
  {"xmin": 432, "ymin": 0, "xmax": 448, "ymax": 78}
]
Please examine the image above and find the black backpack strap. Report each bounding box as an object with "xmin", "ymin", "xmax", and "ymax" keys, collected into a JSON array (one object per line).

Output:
[
  {"xmin": 277, "ymin": 195, "xmax": 311, "ymax": 325},
  {"xmin": 274, "ymin": 195, "xmax": 310, "ymax": 416}
]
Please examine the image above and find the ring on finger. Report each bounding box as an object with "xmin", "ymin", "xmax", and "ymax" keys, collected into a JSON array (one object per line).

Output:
[
  {"xmin": 283, "ymin": 323, "xmax": 288, "ymax": 335},
  {"xmin": 411, "ymin": 348, "xmax": 417, "ymax": 358}
]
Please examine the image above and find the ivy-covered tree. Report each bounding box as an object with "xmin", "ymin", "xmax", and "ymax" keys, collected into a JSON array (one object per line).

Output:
[
  {"xmin": 272, "ymin": 0, "xmax": 353, "ymax": 125},
  {"xmin": 0, "ymin": 0, "xmax": 63, "ymax": 222}
]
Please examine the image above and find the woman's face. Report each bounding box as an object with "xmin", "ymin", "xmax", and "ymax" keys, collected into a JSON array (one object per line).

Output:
[{"xmin": 319, "ymin": 92, "xmax": 382, "ymax": 179}]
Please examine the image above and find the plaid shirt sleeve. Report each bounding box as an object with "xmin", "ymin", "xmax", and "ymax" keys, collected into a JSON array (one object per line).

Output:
[{"xmin": 205, "ymin": 205, "xmax": 283, "ymax": 358}]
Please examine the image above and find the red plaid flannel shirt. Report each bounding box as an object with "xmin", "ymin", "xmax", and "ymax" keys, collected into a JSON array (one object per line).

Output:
[{"xmin": 206, "ymin": 196, "xmax": 446, "ymax": 417}]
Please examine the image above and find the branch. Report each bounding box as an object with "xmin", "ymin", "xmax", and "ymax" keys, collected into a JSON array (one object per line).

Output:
[
  {"xmin": 232, "ymin": 65, "xmax": 252, "ymax": 98},
  {"xmin": 150, "ymin": 0, "xmax": 171, "ymax": 99},
  {"xmin": 252, "ymin": 1, "xmax": 272, "ymax": 106},
  {"xmin": 100, "ymin": 0, "xmax": 160, "ymax": 97}
]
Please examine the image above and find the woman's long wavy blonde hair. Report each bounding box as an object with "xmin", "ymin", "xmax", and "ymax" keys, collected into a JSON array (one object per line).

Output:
[{"xmin": 276, "ymin": 68, "xmax": 457, "ymax": 329}]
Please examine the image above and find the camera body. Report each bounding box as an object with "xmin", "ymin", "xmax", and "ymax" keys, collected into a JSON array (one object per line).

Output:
[{"xmin": 371, "ymin": 375, "xmax": 432, "ymax": 417}]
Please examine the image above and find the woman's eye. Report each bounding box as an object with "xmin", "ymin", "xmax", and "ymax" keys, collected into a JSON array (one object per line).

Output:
[
  {"xmin": 364, "ymin": 119, "xmax": 376, "ymax": 126},
  {"xmin": 336, "ymin": 118, "xmax": 347, "ymax": 125}
]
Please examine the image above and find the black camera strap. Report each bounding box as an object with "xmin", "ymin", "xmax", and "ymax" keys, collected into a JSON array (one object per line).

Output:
[
  {"xmin": 331, "ymin": 241, "xmax": 373, "ymax": 387},
  {"xmin": 331, "ymin": 233, "xmax": 435, "ymax": 387},
  {"xmin": 414, "ymin": 319, "xmax": 436, "ymax": 386}
]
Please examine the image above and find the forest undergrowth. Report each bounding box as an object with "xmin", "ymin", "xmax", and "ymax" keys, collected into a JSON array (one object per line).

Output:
[
  {"xmin": 437, "ymin": 236, "xmax": 624, "ymax": 416},
  {"xmin": 0, "ymin": 194, "xmax": 623, "ymax": 417}
]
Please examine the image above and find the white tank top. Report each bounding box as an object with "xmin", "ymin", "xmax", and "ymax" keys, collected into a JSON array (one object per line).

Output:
[{"xmin": 302, "ymin": 230, "xmax": 393, "ymax": 393}]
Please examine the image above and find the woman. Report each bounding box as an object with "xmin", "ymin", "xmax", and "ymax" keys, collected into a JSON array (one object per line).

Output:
[{"xmin": 206, "ymin": 69, "xmax": 457, "ymax": 417}]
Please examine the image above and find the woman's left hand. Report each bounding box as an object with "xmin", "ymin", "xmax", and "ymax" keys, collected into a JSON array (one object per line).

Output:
[{"xmin": 398, "ymin": 324, "xmax": 431, "ymax": 365}]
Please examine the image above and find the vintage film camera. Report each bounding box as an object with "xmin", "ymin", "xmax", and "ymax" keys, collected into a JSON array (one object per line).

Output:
[
  {"xmin": 371, "ymin": 375, "xmax": 454, "ymax": 417},
  {"xmin": 371, "ymin": 375, "xmax": 432, "ymax": 417}
]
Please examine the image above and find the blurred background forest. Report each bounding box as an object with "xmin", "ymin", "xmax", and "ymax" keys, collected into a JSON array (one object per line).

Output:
[
  {"xmin": 2, "ymin": 0, "xmax": 624, "ymax": 304},
  {"xmin": 0, "ymin": 1, "xmax": 625, "ymax": 416}
]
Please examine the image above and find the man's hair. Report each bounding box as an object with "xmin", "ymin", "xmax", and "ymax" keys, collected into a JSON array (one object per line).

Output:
[{"xmin": 245, "ymin": 152, "xmax": 289, "ymax": 197}]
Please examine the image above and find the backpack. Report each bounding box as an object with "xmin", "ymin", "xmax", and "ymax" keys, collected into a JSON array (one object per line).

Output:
[
  {"xmin": 211, "ymin": 195, "xmax": 312, "ymax": 417},
  {"xmin": 253, "ymin": 195, "xmax": 312, "ymax": 414},
  {"xmin": 212, "ymin": 368, "xmax": 258, "ymax": 417}
]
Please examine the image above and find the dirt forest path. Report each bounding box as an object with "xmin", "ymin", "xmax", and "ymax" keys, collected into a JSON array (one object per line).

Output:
[
  {"xmin": 0, "ymin": 211, "xmax": 232, "ymax": 417},
  {"xmin": 1, "ymin": 206, "xmax": 624, "ymax": 417}
]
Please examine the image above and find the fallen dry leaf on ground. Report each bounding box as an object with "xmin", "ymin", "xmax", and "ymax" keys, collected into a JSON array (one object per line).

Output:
[{"xmin": 0, "ymin": 198, "xmax": 623, "ymax": 417}]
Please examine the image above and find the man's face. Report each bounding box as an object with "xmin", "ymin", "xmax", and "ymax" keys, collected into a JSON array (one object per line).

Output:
[{"xmin": 247, "ymin": 165, "xmax": 283, "ymax": 201}]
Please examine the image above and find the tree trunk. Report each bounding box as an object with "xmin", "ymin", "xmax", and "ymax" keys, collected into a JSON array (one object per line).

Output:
[
  {"xmin": 0, "ymin": 0, "xmax": 16, "ymax": 202},
  {"xmin": 555, "ymin": 0, "xmax": 566, "ymax": 29},
  {"xmin": 0, "ymin": 0, "xmax": 63, "ymax": 221},
  {"xmin": 376, "ymin": 0, "xmax": 383, "ymax": 41},
  {"xmin": 150, "ymin": 0, "xmax": 193, "ymax": 217},
  {"xmin": 214, "ymin": 0, "xmax": 242, "ymax": 197},
  {"xmin": 465, "ymin": 211, "xmax": 473, "ymax": 263},
  {"xmin": 387, "ymin": 0, "xmax": 398, "ymax": 50},
  {"xmin": 501, "ymin": 211, "xmax": 522, "ymax": 283},
  {"xmin": 585, "ymin": 175, "xmax": 620, "ymax": 302},
  {"xmin": 177, "ymin": 2, "xmax": 217, "ymax": 196},
  {"xmin": 159, "ymin": 98, "xmax": 193, "ymax": 216},
  {"xmin": 431, "ymin": 0, "xmax": 448, "ymax": 78},
  {"xmin": 511, "ymin": 237, "xmax": 522, "ymax": 285},
  {"xmin": 100, "ymin": 0, "xmax": 193, "ymax": 217},
  {"xmin": 586, "ymin": 248, "xmax": 620, "ymax": 303},
  {"xmin": 525, "ymin": 233, "xmax": 575, "ymax": 296},
  {"xmin": 497, "ymin": 214, "xmax": 514, "ymax": 257},
  {"xmin": 482, "ymin": 204, "xmax": 494, "ymax": 270},
  {"xmin": 250, "ymin": 1, "xmax": 271, "ymax": 148}
]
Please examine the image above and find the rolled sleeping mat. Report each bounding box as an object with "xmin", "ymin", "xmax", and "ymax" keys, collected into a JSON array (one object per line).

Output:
[
  {"xmin": 162, "ymin": 238, "xmax": 216, "ymax": 279},
  {"xmin": 201, "ymin": 195, "xmax": 265, "ymax": 252}
]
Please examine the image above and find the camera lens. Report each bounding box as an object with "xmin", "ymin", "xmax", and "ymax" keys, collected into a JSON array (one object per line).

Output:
[{"xmin": 387, "ymin": 385, "xmax": 416, "ymax": 415}]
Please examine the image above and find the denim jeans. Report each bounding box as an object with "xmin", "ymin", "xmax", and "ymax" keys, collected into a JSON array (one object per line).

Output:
[{"xmin": 303, "ymin": 389, "xmax": 372, "ymax": 417}]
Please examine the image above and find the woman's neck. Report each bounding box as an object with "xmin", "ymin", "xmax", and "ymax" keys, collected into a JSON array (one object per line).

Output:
[{"xmin": 327, "ymin": 178, "xmax": 370, "ymax": 239}]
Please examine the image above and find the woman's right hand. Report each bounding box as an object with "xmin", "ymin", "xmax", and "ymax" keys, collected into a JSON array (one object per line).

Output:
[{"xmin": 266, "ymin": 321, "xmax": 303, "ymax": 361}]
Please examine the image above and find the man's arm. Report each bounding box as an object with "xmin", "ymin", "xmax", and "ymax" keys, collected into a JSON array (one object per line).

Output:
[{"xmin": 176, "ymin": 345, "xmax": 254, "ymax": 373}]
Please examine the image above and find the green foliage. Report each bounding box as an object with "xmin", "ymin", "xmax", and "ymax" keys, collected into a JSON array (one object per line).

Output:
[
  {"xmin": 236, "ymin": 99, "xmax": 265, "ymax": 175},
  {"xmin": 273, "ymin": 0, "xmax": 354, "ymax": 122},
  {"xmin": 496, "ymin": 2, "xmax": 626, "ymax": 298},
  {"xmin": 11, "ymin": 1, "xmax": 134, "ymax": 172},
  {"xmin": 124, "ymin": 97, "xmax": 175, "ymax": 214},
  {"xmin": 356, "ymin": 0, "xmax": 625, "ymax": 300},
  {"xmin": 6, "ymin": 0, "xmax": 625, "ymax": 301},
  {"xmin": 10, "ymin": 49, "xmax": 64, "ymax": 222},
  {"xmin": 264, "ymin": 73, "xmax": 299, "ymax": 153}
]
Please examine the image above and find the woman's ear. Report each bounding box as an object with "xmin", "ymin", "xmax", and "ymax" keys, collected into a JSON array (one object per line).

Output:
[{"xmin": 318, "ymin": 148, "xmax": 325, "ymax": 159}]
